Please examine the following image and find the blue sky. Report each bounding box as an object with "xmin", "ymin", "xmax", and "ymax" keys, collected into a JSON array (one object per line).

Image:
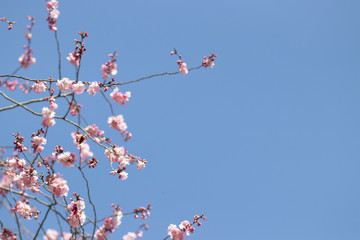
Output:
[{"xmin": 1, "ymin": 0, "xmax": 360, "ymax": 239}]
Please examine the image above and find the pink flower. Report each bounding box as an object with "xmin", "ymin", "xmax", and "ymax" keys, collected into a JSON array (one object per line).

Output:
[
  {"xmin": 67, "ymin": 198, "xmax": 86, "ymax": 227},
  {"xmin": 57, "ymin": 152, "xmax": 77, "ymax": 167},
  {"xmin": 67, "ymin": 52, "xmax": 80, "ymax": 66},
  {"xmin": 94, "ymin": 228, "xmax": 109, "ymax": 240},
  {"xmin": 6, "ymin": 80, "xmax": 17, "ymax": 91},
  {"xmin": 202, "ymin": 53, "xmax": 216, "ymax": 68},
  {"xmin": 177, "ymin": 60, "xmax": 188, "ymax": 75},
  {"xmin": 47, "ymin": 174, "xmax": 69, "ymax": 198},
  {"xmin": 43, "ymin": 229, "xmax": 59, "ymax": 240},
  {"xmin": 85, "ymin": 124, "xmax": 105, "ymax": 143},
  {"xmin": 56, "ymin": 78, "xmax": 73, "ymax": 92},
  {"xmin": 110, "ymin": 88, "xmax": 131, "ymax": 105},
  {"xmin": 122, "ymin": 232, "xmax": 137, "ymax": 240},
  {"xmin": 108, "ymin": 115, "xmax": 127, "ymax": 132},
  {"xmin": 179, "ymin": 220, "xmax": 194, "ymax": 236},
  {"xmin": 0, "ymin": 174, "xmax": 10, "ymax": 196},
  {"xmin": 0, "ymin": 228, "xmax": 17, "ymax": 240},
  {"xmin": 136, "ymin": 160, "xmax": 146, "ymax": 170},
  {"xmin": 72, "ymin": 81, "xmax": 85, "ymax": 94},
  {"xmin": 46, "ymin": 0, "xmax": 59, "ymax": 31},
  {"xmin": 167, "ymin": 224, "xmax": 184, "ymax": 240},
  {"xmin": 12, "ymin": 201, "xmax": 36, "ymax": 219},
  {"xmin": 87, "ymin": 81, "xmax": 100, "ymax": 95},
  {"xmin": 41, "ymin": 107, "xmax": 56, "ymax": 127},
  {"xmin": 24, "ymin": 32, "xmax": 32, "ymax": 40},
  {"xmin": 79, "ymin": 143, "xmax": 93, "ymax": 159},
  {"xmin": 18, "ymin": 50, "xmax": 36, "ymax": 69},
  {"xmin": 31, "ymin": 135, "xmax": 47, "ymax": 153},
  {"xmin": 32, "ymin": 81, "xmax": 48, "ymax": 93}
]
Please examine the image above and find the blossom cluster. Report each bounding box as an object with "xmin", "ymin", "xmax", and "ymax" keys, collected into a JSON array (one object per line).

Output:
[
  {"xmin": 67, "ymin": 31, "xmax": 88, "ymax": 67},
  {"xmin": 67, "ymin": 194, "xmax": 86, "ymax": 227},
  {"xmin": 94, "ymin": 204, "xmax": 123, "ymax": 240},
  {"xmin": 11, "ymin": 199, "xmax": 39, "ymax": 219},
  {"xmin": 46, "ymin": 0, "xmax": 60, "ymax": 31},
  {"xmin": 167, "ymin": 215, "xmax": 206, "ymax": 240},
  {"xmin": 102, "ymin": 53, "xmax": 118, "ymax": 80},
  {"xmin": 19, "ymin": 16, "xmax": 36, "ymax": 69}
]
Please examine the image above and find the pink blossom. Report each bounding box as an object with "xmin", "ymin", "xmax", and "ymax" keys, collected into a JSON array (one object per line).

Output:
[
  {"xmin": 105, "ymin": 145, "xmax": 125, "ymax": 163},
  {"xmin": 72, "ymin": 81, "xmax": 85, "ymax": 94},
  {"xmin": 108, "ymin": 115, "xmax": 127, "ymax": 132},
  {"xmin": 32, "ymin": 81, "xmax": 48, "ymax": 93},
  {"xmin": 177, "ymin": 60, "xmax": 188, "ymax": 75},
  {"xmin": 67, "ymin": 52, "xmax": 80, "ymax": 66},
  {"xmin": 79, "ymin": 143, "xmax": 93, "ymax": 159},
  {"xmin": 87, "ymin": 81, "xmax": 100, "ymax": 95},
  {"xmin": 5, "ymin": 80, "xmax": 17, "ymax": 91},
  {"xmin": 31, "ymin": 135, "xmax": 47, "ymax": 153},
  {"xmin": 0, "ymin": 174, "xmax": 10, "ymax": 196},
  {"xmin": 41, "ymin": 107, "xmax": 56, "ymax": 127},
  {"xmin": 167, "ymin": 224, "xmax": 184, "ymax": 240},
  {"xmin": 85, "ymin": 124, "xmax": 105, "ymax": 143},
  {"xmin": 101, "ymin": 58, "xmax": 118, "ymax": 80},
  {"xmin": 202, "ymin": 53, "xmax": 217, "ymax": 68},
  {"xmin": 16, "ymin": 167, "xmax": 40, "ymax": 192},
  {"xmin": 24, "ymin": 32, "xmax": 32, "ymax": 40},
  {"xmin": 136, "ymin": 160, "xmax": 146, "ymax": 170},
  {"xmin": 179, "ymin": 220, "xmax": 194, "ymax": 236},
  {"xmin": 67, "ymin": 198, "xmax": 86, "ymax": 227},
  {"xmin": 43, "ymin": 229, "xmax": 59, "ymax": 240},
  {"xmin": 18, "ymin": 50, "xmax": 36, "ymax": 69},
  {"xmin": 56, "ymin": 77, "xmax": 73, "ymax": 92},
  {"xmin": 60, "ymin": 233, "xmax": 72, "ymax": 240},
  {"xmin": 57, "ymin": 152, "xmax": 77, "ymax": 167},
  {"xmin": 122, "ymin": 232, "xmax": 137, "ymax": 240},
  {"xmin": 110, "ymin": 88, "xmax": 131, "ymax": 105},
  {"xmin": 118, "ymin": 171, "xmax": 128, "ymax": 180},
  {"xmin": 46, "ymin": 0, "xmax": 59, "ymax": 31},
  {"xmin": 47, "ymin": 174, "xmax": 69, "ymax": 198},
  {"xmin": 12, "ymin": 201, "xmax": 36, "ymax": 219},
  {"xmin": 94, "ymin": 228, "xmax": 109, "ymax": 240},
  {"xmin": 0, "ymin": 228, "xmax": 17, "ymax": 240}
]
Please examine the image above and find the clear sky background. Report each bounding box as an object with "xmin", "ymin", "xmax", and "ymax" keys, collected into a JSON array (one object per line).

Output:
[{"xmin": 1, "ymin": 0, "xmax": 360, "ymax": 239}]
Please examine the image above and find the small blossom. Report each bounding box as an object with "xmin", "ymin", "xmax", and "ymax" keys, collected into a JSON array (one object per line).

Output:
[
  {"xmin": 167, "ymin": 225, "xmax": 184, "ymax": 240},
  {"xmin": 87, "ymin": 81, "xmax": 100, "ymax": 95},
  {"xmin": 0, "ymin": 228, "xmax": 17, "ymax": 240},
  {"xmin": 72, "ymin": 81, "xmax": 85, "ymax": 94},
  {"xmin": 31, "ymin": 135, "xmax": 47, "ymax": 153},
  {"xmin": 177, "ymin": 60, "xmax": 188, "ymax": 75},
  {"xmin": 43, "ymin": 229, "xmax": 59, "ymax": 240},
  {"xmin": 57, "ymin": 152, "xmax": 77, "ymax": 167},
  {"xmin": 11, "ymin": 201, "xmax": 37, "ymax": 219},
  {"xmin": 47, "ymin": 174, "xmax": 69, "ymax": 198},
  {"xmin": 32, "ymin": 81, "xmax": 48, "ymax": 93},
  {"xmin": 67, "ymin": 52, "xmax": 80, "ymax": 66},
  {"xmin": 56, "ymin": 78, "xmax": 73, "ymax": 92},
  {"xmin": 110, "ymin": 88, "xmax": 131, "ymax": 105},
  {"xmin": 123, "ymin": 232, "xmax": 137, "ymax": 240}
]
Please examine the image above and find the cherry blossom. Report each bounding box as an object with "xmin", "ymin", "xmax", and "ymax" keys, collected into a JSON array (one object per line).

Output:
[
  {"xmin": 101, "ymin": 53, "xmax": 118, "ymax": 80},
  {"xmin": 167, "ymin": 225, "xmax": 184, "ymax": 240},
  {"xmin": 43, "ymin": 229, "xmax": 59, "ymax": 240},
  {"xmin": 202, "ymin": 53, "xmax": 217, "ymax": 68},
  {"xmin": 41, "ymin": 107, "xmax": 56, "ymax": 127},
  {"xmin": 122, "ymin": 232, "xmax": 137, "ymax": 240},
  {"xmin": 18, "ymin": 48, "xmax": 36, "ymax": 69},
  {"xmin": 32, "ymin": 81, "xmax": 48, "ymax": 93},
  {"xmin": 67, "ymin": 195, "xmax": 86, "ymax": 227},
  {"xmin": 110, "ymin": 88, "xmax": 131, "ymax": 105},
  {"xmin": 57, "ymin": 152, "xmax": 77, "ymax": 167},
  {"xmin": 0, "ymin": 228, "xmax": 17, "ymax": 240},
  {"xmin": 87, "ymin": 81, "xmax": 100, "ymax": 95},
  {"xmin": 72, "ymin": 81, "xmax": 85, "ymax": 94},
  {"xmin": 11, "ymin": 200, "xmax": 38, "ymax": 219},
  {"xmin": 31, "ymin": 135, "xmax": 47, "ymax": 153},
  {"xmin": 177, "ymin": 60, "xmax": 188, "ymax": 75},
  {"xmin": 46, "ymin": 0, "xmax": 59, "ymax": 31},
  {"xmin": 46, "ymin": 174, "xmax": 69, "ymax": 198},
  {"xmin": 56, "ymin": 77, "xmax": 73, "ymax": 92}
]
